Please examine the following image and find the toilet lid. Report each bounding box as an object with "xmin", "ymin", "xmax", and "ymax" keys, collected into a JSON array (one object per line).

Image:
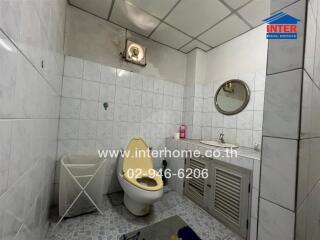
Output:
[
  {"xmin": 123, "ymin": 137, "xmax": 154, "ymax": 173},
  {"xmin": 122, "ymin": 138, "xmax": 163, "ymax": 191}
]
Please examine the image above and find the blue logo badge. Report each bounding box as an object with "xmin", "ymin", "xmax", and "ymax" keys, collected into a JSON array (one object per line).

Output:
[{"xmin": 263, "ymin": 12, "xmax": 300, "ymax": 40}]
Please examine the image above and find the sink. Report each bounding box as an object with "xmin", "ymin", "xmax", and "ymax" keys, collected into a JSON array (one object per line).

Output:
[{"xmin": 200, "ymin": 140, "xmax": 239, "ymax": 148}]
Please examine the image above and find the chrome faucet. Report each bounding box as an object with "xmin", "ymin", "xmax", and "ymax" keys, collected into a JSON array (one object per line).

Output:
[{"xmin": 218, "ymin": 133, "xmax": 225, "ymax": 144}]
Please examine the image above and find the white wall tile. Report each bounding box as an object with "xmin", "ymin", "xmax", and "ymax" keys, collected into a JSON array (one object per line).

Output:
[
  {"xmin": 64, "ymin": 56, "xmax": 83, "ymax": 78},
  {"xmin": 153, "ymin": 78, "xmax": 164, "ymax": 93},
  {"xmin": 62, "ymin": 77, "xmax": 82, "ymax": 98},
  {"xmin": 0, "ymin": 170, "xmax": 8, "ymax": 196},
  {"xmin": 99, "ymin": 84, "xmax": 116, "ymax": 103},
  {"xmin": 116, "ymin": 69, "xmax": 130, "ymax": 87},
  {"xmin": 254, "ymin": 71, "xmax": 266, "ymax": 91},
  {"xmin": 83, "ymin": 60, "xmax": 101, "ymax": 81},
  {"xmin": 141, "ymin": 92, "xmax": 153, "ymax": 108},
  {"xmin": 98, "ymin": 102, "xmax": 114, "ymax": 121},
  {"xmin": 78, "ymin": 120, "xmax": 97, "ymax": 140},
  {"xmin": 258, "ymin": 199, "xmax": 295, "ymax": 240},
  {"xmin": 224, "ymin": 128, "xmax": 237, "ymax": 144},
  {"xmin": 212, "ymin": 113, "xmax": 224, "ymax": 128},
  {"xmin": 250, "ymin": 217, "xmax": 257, "ymax": 240},
  {"xmin": 115, "ymin": 86, "xmax": 129, "ymax": 105},
  {"xmin": 130, "ymin": 73, "xmax": 143, "ymax": 90},
  {"xmin": 253, "ymin": 111, "xmax": 263, "ymax": 131},
  {"xmin": 253, "ymin": 91, "xmax": 264, "ymax": 111},
  {"xmin": 60, "ymin": 98, "xmax": 81, "ymax": 119},
  {"xmin": 267, "ymin": 0, "xmax": 306, "ymax": 74},
  {"xmin": 263, "ymin": 69, "xmax": 302, "ymax": 139},
  {"xmin": 152, "ymin": 93, "xmax": 163, "ymax": 109},
  {"xmin": 142, "ymin": 76, "xmax": 154, "ymax": 92},
  {"xmin": 0, "ymin": 120, "xmax": 12, "ymax": 173},
  {"xmin": 101, "ymin": 65, "xmax": 116, "ymax": 85},
  {"xmin": 129, "ymin": 90, "xmax": 142, "ymax": 106},
  {"xmin": 224, "ymin": 115, "xmax": 237, "ymax": 128},
  {"xmin": 80, "ymin": 100, "xmax": 98, "ymax": 119},
  {"xmin": 81, "ymin": 80, "xmax": 100, "ymax": 100},
  {"xmin": 236, "ymin": 129, "xmax": 253, "ymax": 148},
  {"xmin": 253, "ymin": 130, "xmax": 262, "ymax": 149},
  {"xmin": 128, "ymin": 106, "xmax": 142, "ymax": 123},
  {"xmin": 114, "ymin": 104, "xmax": 129, "ymax": 122},
  {"xmin": 237, "ymin": 111, "xmax": 253, "ymax": 130},
  {"xmin": 59, "ymin": 119, "xmax": 79, "ymax": 139},
  {"xmin": 261, "ymin": 137, "xmax": 297, "ymax": 210},
  {"xmin": 304, "ymin": 2, "xmax": 317, "ymax": 78}
]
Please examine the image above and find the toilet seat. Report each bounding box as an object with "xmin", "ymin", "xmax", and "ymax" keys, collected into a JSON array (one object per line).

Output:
[
  {"xmin": 123, "ymin": 171, "xmax": 163, "ymax": 191},
  {"xmin": 122, "ymin": 137, "xmax": 163, "ymax": 192}
]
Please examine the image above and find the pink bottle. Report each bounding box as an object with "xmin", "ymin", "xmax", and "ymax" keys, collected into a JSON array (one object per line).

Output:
[{"xmin": 179, "ymin": 125, "xmax": 187, "ymax": 139}]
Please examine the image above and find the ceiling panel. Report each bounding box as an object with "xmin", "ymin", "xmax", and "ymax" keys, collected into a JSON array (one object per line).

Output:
[
  {"xmin": 238, "ymin": 0, "xmax": 270, "ymax": 27},
  {"xmin": 198, "ymin": 14, "xmax": 250, "ymax": 48},
  {"xmin": 70, "ymin": 0, "xmax": 113, "ymax": 19},
  {"xmin": 165, "ymin": 0, "xmax": 231, "ymax": 37},
  {"xmin": 270, "ymin": 0, "xmax": 295, "ymax": 13},
  {"xmin": 180, "ymin": 40, "xmax": 211, "ymax": 53},
  {"xmin": 223, "ymin": 0, "xmax": 251, "ymax": 10},
  {"xmin": 150, "ymin": 23, "xmax": 192, "ymax": 49},
  {"xmin": 110, "ymin": 0, "xmax": 160, "ymax": 36},
  {"xmin": 69, "ymin": 0, "xmax": 269, "ymax": 54},
  {"xmin": 126, "ymin": 0, "xmax": 179, "ymax": 19}
]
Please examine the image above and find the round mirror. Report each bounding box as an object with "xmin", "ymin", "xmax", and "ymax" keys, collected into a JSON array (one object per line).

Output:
[{"xmin": 215, "ymin": 79, "xmax": 250, "ymax": 115}]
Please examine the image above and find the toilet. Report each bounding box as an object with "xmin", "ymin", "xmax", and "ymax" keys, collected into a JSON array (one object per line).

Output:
[{"xmin": 117, "ymin": 137, "xmax": 164, "ymax": 216}]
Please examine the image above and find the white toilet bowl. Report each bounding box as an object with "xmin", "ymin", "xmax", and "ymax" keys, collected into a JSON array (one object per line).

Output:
[{"xmin": 117, "ymin": 138, "xmax": 164, "ymax": 216}]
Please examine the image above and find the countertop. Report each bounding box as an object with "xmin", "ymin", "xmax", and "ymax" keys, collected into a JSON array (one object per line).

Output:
[{"xmin": 172, "ymin": 138, "xmax": 261, "ymax": 161}]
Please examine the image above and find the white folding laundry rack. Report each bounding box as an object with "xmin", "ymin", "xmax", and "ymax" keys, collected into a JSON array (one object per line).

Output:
[{"xmin": 55, "ymin": 155, "xmax": 106, "ymax": 229}]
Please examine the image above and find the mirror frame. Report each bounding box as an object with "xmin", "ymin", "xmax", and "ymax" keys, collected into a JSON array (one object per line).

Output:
[{"xmin": 214, "ymin": 79, "xmax": 250, "ymax": 115}]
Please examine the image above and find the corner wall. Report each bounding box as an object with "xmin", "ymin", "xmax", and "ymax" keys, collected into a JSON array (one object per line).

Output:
[
  {"xmin": 257, "ymin": 1, "xmax": 320, "ymax": 240},
  {"xmin": 0, "ymin": 0, "xmax": 66, "ymax": 239},
  {"xmin": 182, "ymin": 26, "xmax": 268, "ymax": 148},
  {"xmin": 296, "ymin": 1, "xmax": 320, "ymax": 239}
]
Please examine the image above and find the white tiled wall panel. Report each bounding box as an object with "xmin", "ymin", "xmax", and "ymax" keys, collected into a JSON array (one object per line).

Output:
[
  {"xmin": 296, "ymin": 2, "xmax": 320, "ymax": 240},
  {"xmin": 192, "ymin": 70, "xmax": 265, "ymax": 148},
  {"xmin": 0, "ymin": 0, "xmax": 66, "ymax": 239},
  {"xmin": 54, "ymin": 56, "xmax": 184, "ymax": 201}
]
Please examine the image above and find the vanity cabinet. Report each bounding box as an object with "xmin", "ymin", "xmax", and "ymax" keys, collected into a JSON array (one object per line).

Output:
[
  {"xmin": 184, "ymin": 156, "xmax": 252, "ymax": 239},
  {"xmin": 184, "ymin": 157, "xmax": 210, "ymax": 209}
]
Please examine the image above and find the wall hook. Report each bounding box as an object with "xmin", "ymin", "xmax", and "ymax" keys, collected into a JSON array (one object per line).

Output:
[{"xmin": 103, "ymin": 102, "xmax": 109, "ymax": 110}]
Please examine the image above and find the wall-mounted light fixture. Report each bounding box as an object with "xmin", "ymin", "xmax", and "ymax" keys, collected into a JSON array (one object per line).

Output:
[{"xmin": 121, "ymin": 40, "xmax": 146, "ymax": 66}]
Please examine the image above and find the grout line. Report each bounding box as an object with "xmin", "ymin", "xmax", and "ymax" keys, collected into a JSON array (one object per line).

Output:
[
  {"xmin": 107, "ymin": 0, "xmax": 115, "ymax": 20},
  {"xmin": 147, "ymin": 0, "xmax": 182, "ymax": 38},
  {"xmin": 219, "ymin": 0, "xmax": 254, "ymax": 28},
  {"xmin": 259, "ymin": 196, "xmax": 295, "ymax": 213},
  {"xmin": 297, "ymin": 177, "xmax": 320, "ymax": 210},
  {"xmin": 0, "ymin": 117, "xmax": 60, "ymax": 120},
  {"xmin": 54, "ymin": 0, "xmax": 69, "ymax": 176},
  {"xmin": 262, "ymin": 135, "xmax": 299, "ymax": 141},
  {"xmin": 303, "ymin": 68, "xmax": 320, "ymax": 91},
  {"xmin": 267, "ymin": 67, "xmax": 303, "ymax": 76}
]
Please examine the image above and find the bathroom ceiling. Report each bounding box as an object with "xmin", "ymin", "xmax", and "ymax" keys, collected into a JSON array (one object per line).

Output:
[{"xmin": 69, "ymin": 0, "xmax": 271, "ymax": 53}]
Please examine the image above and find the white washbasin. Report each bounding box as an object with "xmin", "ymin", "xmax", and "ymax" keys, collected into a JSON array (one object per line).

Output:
[{"xmin": 200, "ymin": 140, "xmax": 239, "ymax": 148}]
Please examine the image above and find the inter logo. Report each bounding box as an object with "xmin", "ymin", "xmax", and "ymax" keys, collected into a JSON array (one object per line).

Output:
[{"xmin": 263, "ymin": 12, "xmax": 300, "ymax": 40}]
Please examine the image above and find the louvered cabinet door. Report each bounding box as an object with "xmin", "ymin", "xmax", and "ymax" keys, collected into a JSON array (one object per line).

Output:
[
  {"xmin": 209, "ymin": 162, "xmax": 251, "ymax": 239},
  {"xmin": 184, "ymin": 157, "xmax": 210, "ymax": 209}
]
